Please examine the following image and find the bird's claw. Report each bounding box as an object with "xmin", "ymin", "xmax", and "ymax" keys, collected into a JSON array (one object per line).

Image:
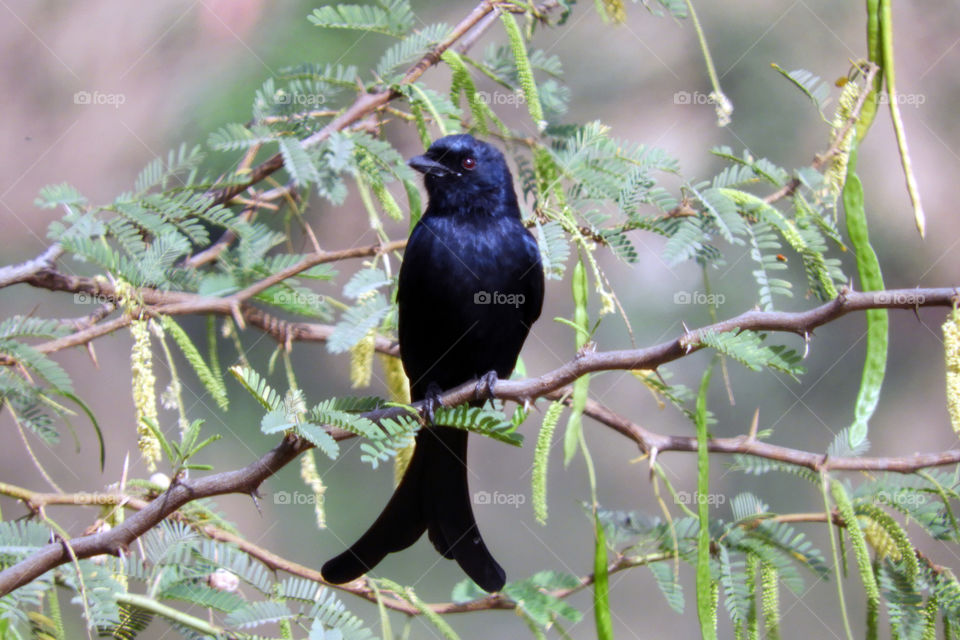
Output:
[
  {"xmin": 475, "ymin": 370, "xmax": 499, "ymax": 402},
  {"xmin": 422, "ymin": 383, "xmax": 445, "ymax": 425}
]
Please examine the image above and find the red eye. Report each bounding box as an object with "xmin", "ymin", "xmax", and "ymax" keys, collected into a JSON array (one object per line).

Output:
[{"xmin": 461, "ymin": 157, "xmax": 477, "ymax": 170}]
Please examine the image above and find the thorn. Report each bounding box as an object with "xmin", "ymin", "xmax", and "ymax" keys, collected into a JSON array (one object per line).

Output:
[
  {"xmin": 816, "ymin": 453, "xmax": 830, "ymax": 472},
  {"xmin": 648, "ymin": 447, "xmax": 659, "ymax": 482},
  {"xmin": 120, "ymin": 453, "xmax": 129, "ymax": 495},
  {"xmin": 230, "ymin": 302, "xmax": 246, "ymax": 330},
  {"xmin": 250, "ymin": 490, "xmax": 263, "ymax": 517},
  {"xmin": 85, "ymin": 341, "xmax": 99, "ymax": 368},
  {"xmin": 802, "ymin": 332, "xmax": 810, "ymax": 359},
  {"xmin": 522, "ymin": 396, "xmax": 533, "ymax": 414},
  {"xmin": 302, "ymin": 217, "xmax": 323, "ymax": 255},
  {"xmin": 748, "ymin": 408, "xmax": 759, "ymax": 441},
  {"xmin": 679, "ymin": 322, "xmax": 698, "ymax": 353}
]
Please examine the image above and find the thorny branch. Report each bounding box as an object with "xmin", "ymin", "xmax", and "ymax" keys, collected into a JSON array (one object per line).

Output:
[{"xmin": 1, "ymin": 283, "xmax": 958, "ymax": 601}]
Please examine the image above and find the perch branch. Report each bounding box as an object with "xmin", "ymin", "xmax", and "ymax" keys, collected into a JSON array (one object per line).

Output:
[{"xmin": 2, "ymin": 286, "xmax": 958, "ymax": 597}]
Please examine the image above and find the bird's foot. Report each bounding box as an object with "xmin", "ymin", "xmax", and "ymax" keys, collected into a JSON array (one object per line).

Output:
[
  {"xmin": 422, "ymin": 382, "xmax": 445, "ymax": 425},
  {"xmin": 475, "ymin": 370, "xmax": 499, "ymax": 403}
]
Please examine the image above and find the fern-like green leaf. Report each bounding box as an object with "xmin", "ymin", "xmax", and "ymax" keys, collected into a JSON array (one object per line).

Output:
[
  {"xmin": 649, "ymin": 561, "xmax": 685, "ymax": 613},
  {"xmin": 160, "ymin": 316, "xmax": 229, "ymax": 411},
  {"xmin": 697, "ymin": 330, "xmax": 805, "ymax": 377},
  {"xmin": 228, "ymin": 365, "xmax": 282, "ymax": 411},
  {"xmin": 433, "ymin": 405, "xmax": 523, "ymax": 446},
  {"xmin": 308, "ymin": 0, "xmax": 415, "ymax": 37}
]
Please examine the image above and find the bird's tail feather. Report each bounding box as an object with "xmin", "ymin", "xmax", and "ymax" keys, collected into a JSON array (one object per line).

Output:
[
  {"xmin": 321, "ymin": 426, "xmax": 505, "ymax": 592},
  {"xmin": 423, "ymin": 427, "xmax": 505, "ymax": 592},
  {"xmin": 320, "ymin": 447, "xmax": 427, "ymax": 585}
]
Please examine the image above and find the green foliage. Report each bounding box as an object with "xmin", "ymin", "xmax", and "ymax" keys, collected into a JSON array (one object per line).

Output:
[
  {"xmin": 356, "ymin": 413, "xmax": 419, "ymax": 468},
  {"xmin": 771, "ymin": 65, "xmax": 831, "ymax": 118},
  {"xmin": 308, "ymin": 0, "xmax": 415, "ymax": 37},
  {"xmin": 532, "ymin": 401, "xmax": 564, "ymax": 524},
  {"xmin": 534, "ymin": 219, "xmax": 570, "ymax": 280},
  {"xmin": 729, "ymin": 454, "xmax": 818, "ymax": 482},
  {"xmin": 378, "ymin": 23, "xmax": 450, "ymax": 82},
  {"xmin": 229, "ymin": 365, "xmax": 283, "ymax": 411},
  {"xmin": 432, "ymin": 404, "xmax": 523, "ymax": 446},
  {"xmin": 134, "ymin": 144, "xmax": 205, "ymax": 195},
  {"xmin": 697, "ymin": 329, "xmax": 805, "ymax": 377},
  {"xmin": 501, "ymin": 571, "xmax": 583, "ymax": 629},
  {"xmin": 160, "ymin": 316, "xmax": 229, "ymax": 411},
  {"xmin": 327, "ymin": 294, "xmax": 391, "ymax": 354},
  {"xmin": 141, "ymin": 416, "xmax": 222, "ymax": 472},
  {"xmin": 650, "ymin": 561, "xmax": 685, "ymax": 613},
  {"xmin": 745, "ymin": 221, "xmax": 791, "ymax": 310},
  {"xmin": 0, "ymin": 528, "xmax": 375, "ymax": 639},
  {"xmin": 0, "ymin": 327, "xmax": 104, "ymax": 465},
  {"xmin": 587, "ymin": 497, "xmax": 832, "ymax": 632}
]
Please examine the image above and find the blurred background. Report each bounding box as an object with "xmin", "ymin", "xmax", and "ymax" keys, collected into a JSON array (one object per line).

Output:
[{"xmin": 1, "ymin": 1, "xmax": 958, "ymax": 638}]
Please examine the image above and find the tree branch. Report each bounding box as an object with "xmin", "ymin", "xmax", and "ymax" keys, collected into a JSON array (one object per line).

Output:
[
  {"xmin": 2, "ymin": 285, "xmax": 958, "ymax": 597},
  {"xmin": 0, "ymin": 435, "xmax": 309, "ymax": 596},
  {"xmin": 209, "ymin": 0, "xmax": 503, "ymax": 209},
  {"xmin": 0, "ymin": 244, "xmax": 64, "ymax": 289}
]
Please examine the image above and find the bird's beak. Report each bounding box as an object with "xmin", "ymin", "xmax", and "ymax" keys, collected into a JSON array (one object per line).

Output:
[{"xmin": 408, "ymin": 155, "xmax": 456, "ymax": 178}]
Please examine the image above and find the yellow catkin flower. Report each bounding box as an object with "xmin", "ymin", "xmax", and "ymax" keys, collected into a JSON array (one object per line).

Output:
[
  {"xmin": 944, "ymin": 308, "xmax": 960, "ymax": 434},
  {"xmin": 600, "ymin": 0, "xmax": 626, "ymax": 24},
  {"xmin": 862, "ymin": 516, "xmax": 901, "ymax": 562},
  {"xmin": 130, "ymin": 319, "xmax": 161, "ymax": 471},
  {"xmin": 393, "ymin": 443, "xmax": 414, "ymax": 489},
  {"xmin": 350, "ymin": 331, "xmax": 375, "ymax": 388},
  {"xmin": 378, "ymin": 352, "xmax": 411, "ymax": 404},
  {"xmin": 300, "ymin": 450, "xmax": 326, "ymax": 529},
  {"xmin": 823, "ymin": 79, "xmax": 860, "ymax": 209},
  {"xmin": 379, "ymin": 352, "xmax": 414, "ymax": 487}
]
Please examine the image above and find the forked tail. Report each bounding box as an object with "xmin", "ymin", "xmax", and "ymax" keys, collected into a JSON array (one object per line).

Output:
[{"xmin": 321, "ymin": 426, "xmax": 505, "ymax": 592}]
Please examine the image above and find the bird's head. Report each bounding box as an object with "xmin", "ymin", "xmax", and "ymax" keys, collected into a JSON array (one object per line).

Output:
[{"xmin": 408, "ymin": 134, "xmax": 518, "ymax": 215}]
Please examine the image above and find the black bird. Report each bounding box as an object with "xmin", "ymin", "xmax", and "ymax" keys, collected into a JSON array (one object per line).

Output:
[{"xmin": 321, "ymin": 134, "xmax": 544, "ymax": 592}]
